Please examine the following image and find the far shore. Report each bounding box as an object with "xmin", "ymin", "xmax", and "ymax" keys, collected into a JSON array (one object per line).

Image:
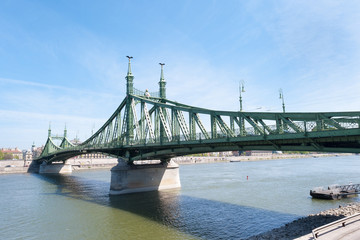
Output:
[
  {"xmin": 173, "ymin": 153, "xmax": 353, "ymax": 165},
  {"xmin": 0, "ymin": 153, "xmax": 354, "ymax": 174}
]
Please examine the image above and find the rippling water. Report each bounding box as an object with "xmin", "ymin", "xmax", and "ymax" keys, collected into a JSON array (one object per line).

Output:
[{"xmin": 1, "ymin": 155, "xmax": 360, "ymax": 239}]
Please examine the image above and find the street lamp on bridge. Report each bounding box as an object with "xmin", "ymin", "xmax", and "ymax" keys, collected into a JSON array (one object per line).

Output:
[
  {"xmin": 279, "ymin": 88, "xmax": 286, "ymax": 113},
  {"xmin": 239, "ymin": 80, "xmax": 245, "ymax": 112}
]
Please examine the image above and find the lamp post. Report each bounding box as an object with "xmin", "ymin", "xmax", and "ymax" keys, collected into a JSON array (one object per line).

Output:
[
  {"xmin": 239, "ymin": 80, "xmax": 245, "ymax": 112},
  {"xmin": 239, "ymin": 80, "xmax": 246, "ymax": 136},
  {"xmin": 279, "ymin": 88, "xmax": 285, "ymax": 113}
]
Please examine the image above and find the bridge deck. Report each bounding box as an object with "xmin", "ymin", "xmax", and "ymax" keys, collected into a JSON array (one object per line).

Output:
[{"xmin": 35, "ymin": 61, "xmax": 360, "ymax": 163}]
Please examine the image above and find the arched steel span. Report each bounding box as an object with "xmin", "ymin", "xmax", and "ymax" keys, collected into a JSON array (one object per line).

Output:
[{"xmin": 35, "ymin": 59, "xmax": 360, "ymax": 164}]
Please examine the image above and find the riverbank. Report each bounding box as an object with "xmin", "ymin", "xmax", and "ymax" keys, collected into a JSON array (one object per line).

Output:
[
  {"xmin": 0, "ymin": 153, "xmax": 353, "ymax": 174},
  {"xmin": 0, "ymin": 158, "xmax": 118, "ymax": 174},
  {"xmin": 173, "ymin": 153, "xmax": 351, "ymax": 165},
  {"xmin": 247, "ymin": 202, "xmax": 360, "ymax": 240}
]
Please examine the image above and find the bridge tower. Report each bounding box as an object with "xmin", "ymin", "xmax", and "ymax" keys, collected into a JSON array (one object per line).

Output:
[
  {"xmin": 38, "ymin": 123, "xmax": 72, "ymax": 174},
  {"xmin": 158, "ymin": 63, "xmax": 167, "ymax": 147},
  {"xmin": 109, "ymin": 59, "xmax": 180, "ymax": 195},
  {"xmin": 125, "ymin": 56, "xmax": 134, "ymax": 145}
]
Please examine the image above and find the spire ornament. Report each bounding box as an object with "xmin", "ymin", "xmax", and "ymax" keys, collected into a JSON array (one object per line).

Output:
[
  {"xmin": 125, "ymin": 56, "xmax": 134, "ymax": 95},
  {"xmin": 48, "ymin": 122, "xmax": 51, "ymax": 138},
  {"xmin": 64, "ymin": 123, "xmax": 67, "ymax": 138},
  {"xmin": 159, "ymin": 63, "xmax": 166, "ymax": 99},
  {"xmin": 126, "ymin": 56, "xmax": 133, "ymax": 76}
]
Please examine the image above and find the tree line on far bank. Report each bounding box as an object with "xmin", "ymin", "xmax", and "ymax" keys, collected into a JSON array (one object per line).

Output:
[{"xmin": 0, "ymin": 151, "xmax": 19, "ymax": 160}]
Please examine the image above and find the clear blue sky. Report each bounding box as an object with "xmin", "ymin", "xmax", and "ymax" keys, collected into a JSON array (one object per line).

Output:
[{"xmin": 1, "ymin": 0, "xmax": 359, "ymax": 150}]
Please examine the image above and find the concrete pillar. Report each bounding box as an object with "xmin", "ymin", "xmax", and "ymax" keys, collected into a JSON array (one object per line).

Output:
[
  {"xmin": 27, "ymin": 161, "xmax": 41, "ymax": 173},
  {"xmin": 39, "ymin": 162, "xmax": 72, "ymax": 174},
  {"xmin": 109, "ymin": 158, "xmax": 181, "ymax": 195}
]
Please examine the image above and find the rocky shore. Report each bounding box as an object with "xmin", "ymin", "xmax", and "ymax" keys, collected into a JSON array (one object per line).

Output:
[{"xmin": 247, "ymin": 202, "xmax": 360, "ymax": 240}]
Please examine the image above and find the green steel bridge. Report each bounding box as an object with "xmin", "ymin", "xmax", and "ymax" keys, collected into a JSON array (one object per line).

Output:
[{"xmin": 36, "ymin": 58, "xmax": 360, "ymax": 164}]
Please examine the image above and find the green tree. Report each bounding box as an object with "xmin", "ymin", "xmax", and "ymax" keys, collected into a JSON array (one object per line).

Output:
[
  {"xmin": 3, "ymin": 153, "xmax": 13, "ymax": 160},
  {"xmin": 0, "ymin": 151, "xmax": 3, "ymax": 160}
]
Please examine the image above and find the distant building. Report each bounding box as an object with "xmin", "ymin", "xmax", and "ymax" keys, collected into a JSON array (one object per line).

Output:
[
  {"xmin": 245, "ymin": 150, "xmax": 273, "ymax": 156},
  {"xmin": 1, "ymin": 147, "xmax": 23, "ymax": 160},
  {"xmin": 231, "ymin": 151, "xmax": 240, "ymax": 156},
  {"xmin": 31, "ymin": 144, "xmax": 43, "ymax": 159},
  {"xmin": 219, "ymin": 151, "xmax": 233, "ymax": 157},
  {"xmin": 23, "ymin": 150, "xmax": 33, "ymax": 161},
  {"xmin": 20, "ymin": 142, "xmax": 44, "ymax": 160}
]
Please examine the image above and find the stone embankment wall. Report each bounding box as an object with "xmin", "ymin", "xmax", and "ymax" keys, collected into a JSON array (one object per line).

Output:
[
  {"xmin": 247, "ymin": 202, "xmax": 360, "ymax": 240},
  {"xmin": 0, "ymin": 160, "xmax": 30, "ymax": 174},
  {"xmin": 0, "ymin": 158, "xmax": 119, "ymax": 174},
  {"xmin": 66, "ymin": 158, "xmax": 118, "ymax": 170}
]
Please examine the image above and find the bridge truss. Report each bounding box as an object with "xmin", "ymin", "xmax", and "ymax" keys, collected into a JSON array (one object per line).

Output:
[{"xmin": 36, "ymin": 60, "xmax": 360, "ymax": 163}]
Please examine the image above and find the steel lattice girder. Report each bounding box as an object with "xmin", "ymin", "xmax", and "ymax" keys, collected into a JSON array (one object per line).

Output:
[{"xmin": 36, "ymin": 94, "xmax": 360, "ymax": 163}]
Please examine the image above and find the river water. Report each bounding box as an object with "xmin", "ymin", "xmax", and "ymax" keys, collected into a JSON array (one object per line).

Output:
[{"xmin": 1, "ymin": 155, "xmax": 360, "ymax": 240}]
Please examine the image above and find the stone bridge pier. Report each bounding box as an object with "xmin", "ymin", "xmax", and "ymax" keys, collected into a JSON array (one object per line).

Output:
[
  {"xmin": 39, "ymin": 162, "xmax": 72, "ymax": 174},
  {"xmin": 109, "ymin": 159, "xmax": 181, "ymax": 195}
]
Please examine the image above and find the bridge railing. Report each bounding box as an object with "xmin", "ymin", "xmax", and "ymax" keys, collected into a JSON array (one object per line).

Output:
[
  {"xmin": 122, "ymin": 118, "xmax": 360, "ymax": 146},
  {"xmin": 133, "ymin": 87, "xmax": 160, "ymax": 98}
]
